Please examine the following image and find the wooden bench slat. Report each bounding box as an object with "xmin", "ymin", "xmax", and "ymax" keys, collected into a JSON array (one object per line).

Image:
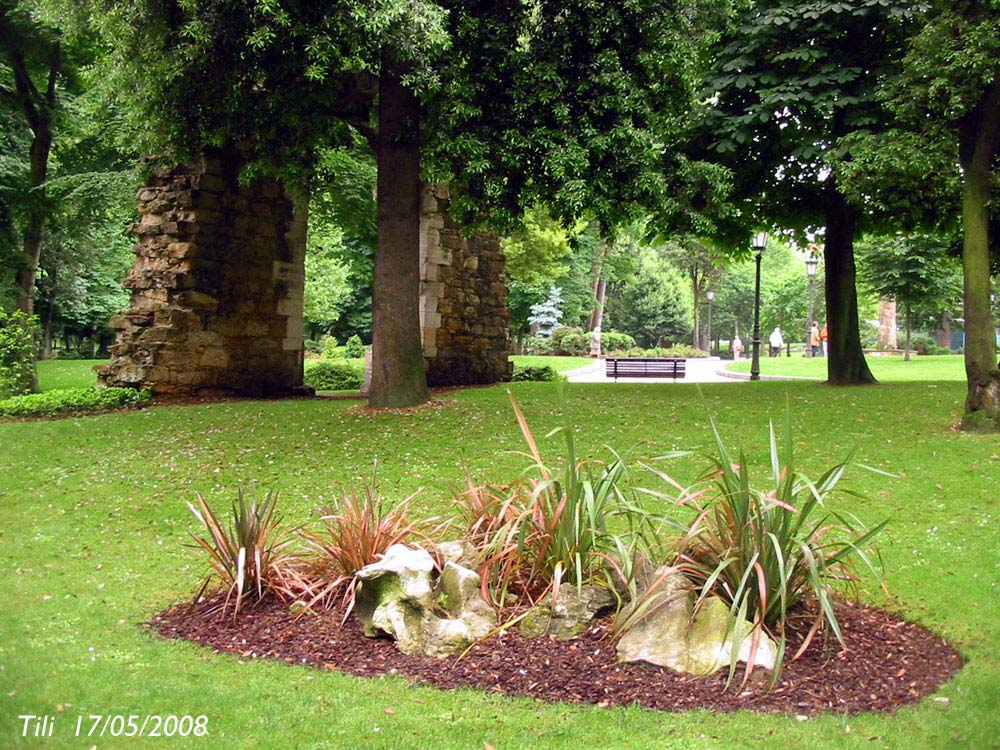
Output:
[{"xmin": 605, "ymin": 358, "xmax": 687, "ymax": 380}]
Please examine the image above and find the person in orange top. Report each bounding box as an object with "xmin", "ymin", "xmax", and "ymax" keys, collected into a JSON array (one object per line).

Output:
[
  {"xmin": 809, "ymin": 321, "xmax": 821, "ymax": 357},
  {"xmin": 819, "ymin": 323, "xmax": 829, "ymax": 357}
]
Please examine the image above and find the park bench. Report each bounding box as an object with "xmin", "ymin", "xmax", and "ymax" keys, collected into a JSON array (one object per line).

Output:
[{"xmin": 605, "ymin": 357, "xmax": 686, "ymax": 381}]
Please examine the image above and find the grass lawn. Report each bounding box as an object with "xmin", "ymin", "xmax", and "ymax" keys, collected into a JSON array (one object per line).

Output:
[
  {"xmin": 35, "ymin": 358, "xmax": 104, "ymax": 391},
  {"xmin": 1, "ymin": 379, "xmax": 997, "ymax": 749},
  {"xmin": 725, "ymin": 354, "xmax": 966, "ymax": 382},
  {"xmin": 510, "ymin": 355, "xmax": 595, "ymax": 372}
]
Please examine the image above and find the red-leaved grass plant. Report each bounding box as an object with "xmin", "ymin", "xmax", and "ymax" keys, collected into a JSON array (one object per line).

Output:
[
  {"xmin": 186, "ymin": 488, "xmax": 299, "ymax": 618},
  {"xmin": 295, "ymin": 464, "xmax": 435, "ymax": 618},
  {"xmin": 457, "ymin": 390, "xmax": 656, "ymax": 612}
]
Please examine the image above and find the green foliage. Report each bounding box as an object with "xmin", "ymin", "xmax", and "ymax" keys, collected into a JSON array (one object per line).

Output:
[
  {"xmin": 605, "ymin": 249, "xmax": 692, "ymax": 347},
  {"xmin": 520, "ymin": 335, "xmax": 553, "ymax": 355},
  {"xmin": 0, "ymin": 385, "xmax": 151, "ymax": 418},
  {"xmin": 0, "ymin": 310, "xmax": 37, "ymax": 398},
  {"xmin": 500, "ymin": 204, "xmax": 585, "ymax": 286},
  {"xmin": 303, "ymin": 239, "xmax": 352, "ymax": 339},
  {"xmin": 458, "ymin": 390, "xmax": 654, "ymax": 608},
  {"xmin": 343, "ymin": 334, "xmax": 366, "ymax": 359},
  {"xmin": 643, "ymin": 406, "xmax": 887, "ymax": 680},
  {"xmin": 549, "ymin": 326, "xmax": 579, "ymax": 353},
  {"xmin": 610, "ymin": 345, "xmax": 708, "ymax": 359},
  {"xmin": 321, "ymin": 336, "xmax": 341, "ymax": 359},
  {"xmin": 600, "ymin": 331, "xmax": 635, "ymax": 351},
  {"xmin": 185, "ymin": 489, "xmax": 297, "ymax": 617},
  {"xmin": 0, "ymin": 381, "xmax": 997, "ymax": 748},
  {"xmin": 510, "ymin": 364, "xmax": 559, "ymax": 382},
  {"xmin": 558, "ymin": 332, "xmax": 589, "ymax": 357},
  {"xmin": 527, "ymin": 287, "xmax": 565, "ymax": 337},
  {"xmin": 304, "ymin": 359, "xmax": 363, "ymax": 392},
  {"xmin": 856, "ymin": 234, "xmax": 963, "ymax": 328},
  {"xmin": 908, "ymin": 334, "xmax": 951, "ymax": 356}
]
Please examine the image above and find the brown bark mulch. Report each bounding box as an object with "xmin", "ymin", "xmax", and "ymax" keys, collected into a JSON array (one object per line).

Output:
[{"xmin": 149, "ymin": 597, "xmax": 962, "ymax": 716}]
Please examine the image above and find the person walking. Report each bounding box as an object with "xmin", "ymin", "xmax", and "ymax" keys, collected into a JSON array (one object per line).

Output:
[
  {"xmin": 809, "ymin": 321, "xmax": 821, "ymax": 357},
  {"xmin": 768, "ymin": 326, "xmax": 784, "ymax": 357},
  {"xmin": 732, "ymin": 333, "xmax": 743, "ymax": 360},
  {"xmin": 820, "ymin": 322, "xmax": 829, "ymax": 357}
]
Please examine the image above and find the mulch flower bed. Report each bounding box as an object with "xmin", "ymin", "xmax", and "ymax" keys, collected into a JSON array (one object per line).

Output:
[{"xmin": 150, "ymin": 597, "xmax": 962, "ymax": 716}]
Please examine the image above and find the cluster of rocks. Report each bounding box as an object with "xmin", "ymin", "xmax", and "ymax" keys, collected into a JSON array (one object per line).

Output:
[{"xmin": 353, "ymin": 544, "xmax": 776, "ymax": 676}]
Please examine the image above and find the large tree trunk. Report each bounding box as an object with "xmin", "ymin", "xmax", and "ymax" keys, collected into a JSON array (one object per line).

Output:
[
  {"xmin": 8, "ymin": 42, "xmax": 58, "ymax": 394},
  {"xmin": 8, "ymin": 40, "xmax": 58, "ymax": 314},
  {"xmin": 958, "ymin": 79, "xmax": 1000, "ymax": 429},
  {"xmin": 823, "ymin": 183, "xmax": 876, "ymax": 385},
  {"xmin": 691, "ymin": 269, "xmax": 702, "ymax": 350},
  {"xmin": 368, "ymin": 61, "xmax": 430, "ymax": 409},
  {"xmin": 16, "ymin": 128, "xmax": 51, "ymax": 316}
]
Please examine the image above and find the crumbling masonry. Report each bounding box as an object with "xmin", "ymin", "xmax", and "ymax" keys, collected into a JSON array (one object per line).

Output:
[{"xmin": 98, "ymin": 150, "xmax": 511, "ymax": 396}]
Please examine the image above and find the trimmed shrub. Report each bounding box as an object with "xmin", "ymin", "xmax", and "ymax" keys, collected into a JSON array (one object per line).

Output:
[
  {"xmin": 511, "ymin": 364, "xmax": 559, "ymax": 382},
  {"xmin": 321, "ymin": 336, "xmax": 341, "ymax": 358},
  {"xmin": 0, "ymin": 310, "xmax": 36, "ymax": 398},
  {"xmin": 910, "ymin": 334, "xmax": 950, "ymax": 355},
  {"xmin": 551, "ymin": 326, "xmax": 581, "ymax": 354},
  {"xmin": 305, "ymin": 359, "xmax": 364, "ymax": 391},
  {"xmin": 606, "ymin": 345, "xmax": 708, "ymax": 359},
  {"xmin": 600, "ymin": 331, "xmax": 635, "ymax": 351},
  {"xmin": 523, "ymin": 335, "xmax": 553, "ymax": 355},
  {"xmin": 559, "ymin": 331, "xmax": 590, "ymax": 356},
  {"xmin": 344, "ymin": 334, "xmax": 366, "ymax": 359},
  {"xmin": 0, "ymin": 386, "xmax": 152, "ymax": 418}
]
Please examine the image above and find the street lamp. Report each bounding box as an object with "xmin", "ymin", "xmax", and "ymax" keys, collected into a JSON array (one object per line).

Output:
[
  {"xmin": 705, "ymin": 288, "xmax": 715, "ymax": 355},
  {"xmin": 750, "ymin": 231, "xmax": 768, "ymax": 381},
  {"xmin": 805, "ymin": 252, "xmax": 819, "ymax": 356}
]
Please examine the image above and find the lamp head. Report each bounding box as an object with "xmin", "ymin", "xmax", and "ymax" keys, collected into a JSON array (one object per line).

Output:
[
  {"xmin": 806, "ymin": 256, "xmax": 818, "ymax": 277},
  {"xmin": 706, "ymin": 288, "xmax": 716, "ymax": 302},
  {"xmin": 752, "ymin": 231, "xmax": 769, "ymax": 250}
]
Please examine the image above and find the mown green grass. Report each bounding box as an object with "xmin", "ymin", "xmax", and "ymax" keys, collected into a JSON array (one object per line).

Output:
[
  {"xmin": 725, "ymin": 354, "xmax": 966, "ymax": 382},
  {"xmin": 35, "ymin": 358, "xmax": 104, "ymax": 391},
  {"xmin": 510, "ymin": 355, "xmax": 595, "ymax": 372},
  {"xmin": 1, "ymin": 380, "xmax": 997, "ymax": 749}
]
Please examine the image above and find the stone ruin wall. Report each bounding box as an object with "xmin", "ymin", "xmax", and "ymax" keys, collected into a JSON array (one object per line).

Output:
[
  {"xmin": 99, "ymin": 158, "xmax": 510, "ymax": 397},
  {"xmin": 420, "ymin": 184, "xmax": 512, "ymax": 387},
  {"xmin": 97, "ymin": 146, "xmax": 307, "ymax": 397}
]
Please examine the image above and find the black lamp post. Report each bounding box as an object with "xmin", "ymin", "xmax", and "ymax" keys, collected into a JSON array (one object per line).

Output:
[
  {"xmin": 806, "ymin": 253, "xmax": 819, "ymax": 356},
  {"xmin": 750, "ymin": 231, "xmax": 768, "ymax": 381},
  {"xmin": 705, "ymin": 288, "xmax": 715, "ymax": 355}
]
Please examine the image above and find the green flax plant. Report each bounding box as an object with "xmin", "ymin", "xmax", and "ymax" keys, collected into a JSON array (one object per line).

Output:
[
  {"xmin": 461, "ymin": 389, "xmax": 658, "ymax": 609},
  {"xmin": 641, "ymin": 404, "xmax": 889, "ymax": 681},
  {"xmin": 186, "ymin": 488, "xmax": 297, "ymax": 618}
]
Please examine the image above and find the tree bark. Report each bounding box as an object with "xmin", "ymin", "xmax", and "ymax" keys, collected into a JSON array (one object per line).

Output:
[
  {"xmin": 8, "ymin": 42, "xmax": 58, "ymax": 317},
  {"xmin": 587, "ymin": 239, "xmax": 608, "ymax": 332},
  {"xmin": 823, "ymin": 182, "xmax": 877, "ymax": 385},
  {"xmin": 367, "ymin": 60, "xmax": 430, "ymax": 409},
  {"xmin": 691, "ymin": 268, "xmax": 701, "ymax": 350},
  {"xmin": 958, "ymin": 78, "xmax": 1000, "ymax": 429}
]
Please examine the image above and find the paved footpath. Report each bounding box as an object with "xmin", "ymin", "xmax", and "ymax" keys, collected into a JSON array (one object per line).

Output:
[{"xmin": 565, "ymin": 357, "xmax": 742, "ymax": 384}]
